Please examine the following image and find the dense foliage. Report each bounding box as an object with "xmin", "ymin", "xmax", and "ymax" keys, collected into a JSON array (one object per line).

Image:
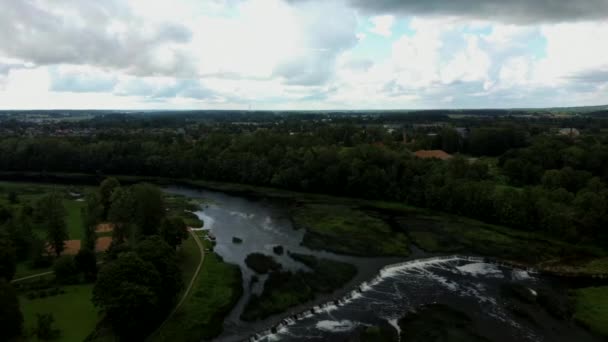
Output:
[{"xmin": 1, "ymin": 114, "xmax": 607, "ymax": 245}]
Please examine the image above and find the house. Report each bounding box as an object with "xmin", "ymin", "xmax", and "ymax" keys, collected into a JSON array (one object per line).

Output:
[
  {"xmin": 455, "ymin": 127, "xmax": 470, "ymax": 138},
  {"xmin": 414, "ymin": 150, "xmax": 453, "ymax": 160},
  {"xmin": 558, "ymin": 128, "xmax": 580, "ymax": 137}
]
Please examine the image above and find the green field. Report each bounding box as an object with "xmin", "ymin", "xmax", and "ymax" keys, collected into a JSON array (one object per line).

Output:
[
  {"xmin": 165, "ymin": 194, "xmax": 204, "ymax": 228},
  {"xmin": 63, "ymin": 199, "xmax": 86, "ymax": 240},
  {"xmin": 20, "ymin": 284, "xmax": 99, "ymax": 342},
  {"xmin": 152, "ymin": 253, "xmax": 242, "ymax": 342},
  {"xmin": 573, "ymin": 287, "xmax": 608, "ymax": 337},
  {"xmin": 292, "ymin": 204, "xmax": 410, "ymax": 256},
  {"xmin": 241, "ymin": 253, "xmax": 357, "ymax": 321},
  {"xmin": 404, "ymin": 214, "xmax": 605, "ymax": 266}
]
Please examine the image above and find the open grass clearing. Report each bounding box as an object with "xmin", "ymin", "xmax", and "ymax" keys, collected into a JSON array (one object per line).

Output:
[
  {"xmin": 20, "ymin": 284, "xmax": 99, "ymax": 342},
  {"xmin": 572, "ymin": 286, "xmax": 608, "ymax": 337},
  {"xmin": 151, "ymin": 252, "xmax": 242, "ymax": 342}
]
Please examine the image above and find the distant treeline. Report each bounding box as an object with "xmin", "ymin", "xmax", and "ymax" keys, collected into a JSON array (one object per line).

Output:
[{"xmin": 0, "ymin": 121, "xmax": 607, "ymax": 244}]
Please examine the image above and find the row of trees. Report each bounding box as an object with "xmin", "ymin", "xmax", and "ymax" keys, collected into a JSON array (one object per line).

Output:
[
  {"xmin": 86, "ymin": 179, "xmax": 188, "ymax": 339},
  {"xmin": 0, "ymin": 124, "xmax": 607, "ymax": 243},
  {"xmin": 0, "ymin": 178, "xmax": 189, "ymax": 340}
]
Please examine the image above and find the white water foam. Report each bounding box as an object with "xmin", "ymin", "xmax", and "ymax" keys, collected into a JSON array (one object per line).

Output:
[
  {"xmin": 229, "ymin": 210, "xmax": 256, "ymax": 219},
  {"xmin": 388, "ymin": 318, "xmax": 401, "ymax": 341},
  {"xmin": 457, "ymin": 262, "xmax": 504, "ymax": 278},
  {"xmin": 190, "ymin": 210, "xmax": 213, "ymax": 231},
  {"xmin": 248, "ymin": 256, "xmax": 536, "ymax": 342},
  {"xmin": 511, "ymin": 269, "xmax": 533, "ymax": 280},
  {"xmin": 316, "ymin": 320, "xmax": 358, "ymax": 333}
]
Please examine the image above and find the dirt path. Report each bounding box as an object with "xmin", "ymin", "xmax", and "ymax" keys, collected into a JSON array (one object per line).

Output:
[
  {"xmin": 172, "ymin": 229, "xmax": 206, "ymax": 313},
  {"xmin": 11, "ymin": 271, "xmax": 54, "ymax": 283},
  {"xmin": 147, "ymin": 228, "xmax": 206, "ymax": 340}
]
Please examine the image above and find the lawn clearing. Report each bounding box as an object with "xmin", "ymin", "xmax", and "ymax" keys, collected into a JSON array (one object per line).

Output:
[
  {"xmin": 151, "ymin": 253, "xmax": 242, "ymax": 342},
  {"xmin": 20, "ymin": 284, "xmax": 99, "ymax": 342},
  {"xmin": 572, "ymin": 286, "xmax": 608, "ymax": 337},
  {"xmin": 292, "ymin": 204, "xmax": 410, "ymax": 256}
]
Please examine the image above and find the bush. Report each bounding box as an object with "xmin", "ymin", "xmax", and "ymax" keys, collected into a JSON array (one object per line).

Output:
[
  {"xmin": 34, "ymin": 313, "xmax": 61, "ymax": 340},
  {"xmin": 272, "ymin": 245, "xmax": 284, "ymax": 255},
  {"xmin": 244, "ymin": 253, "xmax": 282, "ymax": 274},
  {"xmin": 53, "ymin": 255, "xmax": 79, "ymax": 284},
  {"xmin": 75, "ymin": 248, "xmax": 97, "ymax": 282}
]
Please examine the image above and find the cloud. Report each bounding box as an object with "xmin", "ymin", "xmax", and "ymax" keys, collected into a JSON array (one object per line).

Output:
[
  {"xmin": 567, "ymin": 69, "xmax": 608, "ymax": 83},
  {"xmin": 271, "ymin": 1, "xmax": 358, "ymax": 86},
  {"xmin": 0, "ymin": 0, "xmax": 195, "ymax": 76},
  {"xmin": 346, "ymin": 0, "xmax": 608, "ymax": 24},
  {"xmin": 369, "ymin": 15, "xmax": 395, "ymax": 36},
  {"xmin": 50, "ymin": 67, "xmax": 117, "ymax": 93},
  {"xmin": 115, "ymin": 78, "xmax": 217, "ymax": 100}
]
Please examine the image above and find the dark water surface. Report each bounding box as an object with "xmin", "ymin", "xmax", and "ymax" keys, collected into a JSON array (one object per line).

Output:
[{"xmin": 165, "ymin": 187, "xmax": 600, "ymax": 342}]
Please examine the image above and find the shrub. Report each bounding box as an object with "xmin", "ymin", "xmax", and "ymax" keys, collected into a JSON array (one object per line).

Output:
[
  {"xmin": 53, "ymin": 255, "xmax": 79, "ymax": 284},
  {"xmin": 244, "ymin": 253, "xmax": 282, "ymax": 274},
  {"xmin": 34, "ymin": 313, "xmax": 61, "ymax": 340}
]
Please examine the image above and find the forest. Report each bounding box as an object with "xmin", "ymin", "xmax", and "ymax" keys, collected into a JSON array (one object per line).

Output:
[
  {"xmin": 1, "ymin": 111, "xmax": 608, "ymax": 341},
  {"xmin": 0, "ymin": 113, "xmax": 606, "ymax": 245}
]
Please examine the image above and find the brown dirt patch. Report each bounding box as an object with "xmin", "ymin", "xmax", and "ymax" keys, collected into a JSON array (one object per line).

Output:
[
  {"xmin": 96, "ymin": 223, "xmax": 115, "ymax": 233},
  {"xmin": 46, "ymin": 237, "xmax": 113, "ymax": 256},
  {"xmin": 95, "ymin": 237, "xmax": 112, "ymax": 252}
]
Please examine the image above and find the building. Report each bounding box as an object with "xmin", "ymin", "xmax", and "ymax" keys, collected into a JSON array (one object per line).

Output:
[{"xmin": 558, "ymin": 128, "xmax": 580, "ymax": 137}]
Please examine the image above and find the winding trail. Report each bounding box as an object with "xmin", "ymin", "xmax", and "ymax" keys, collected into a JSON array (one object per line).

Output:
[
  {"xmin": 147, "ymin": 228, "xmax": 206, "ymax": 340},
  {"xmin": 11, "ymin": 271, "xmax": 54, "ymax": 283}
]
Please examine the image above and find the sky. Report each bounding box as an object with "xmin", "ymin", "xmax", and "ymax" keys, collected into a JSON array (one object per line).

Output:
[{"xmin": 0, "ymin": 0, "xmax": 608, "ymax": 110}]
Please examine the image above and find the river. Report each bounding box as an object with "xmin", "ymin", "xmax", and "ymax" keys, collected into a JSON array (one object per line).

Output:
[{"xmin": 165, "ymin": 186, "xmax": 601, "ymax": 342}]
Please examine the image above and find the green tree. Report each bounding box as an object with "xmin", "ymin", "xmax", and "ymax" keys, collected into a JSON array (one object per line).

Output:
[
  {"xmin": 160, "ymin": 217, "xmax": 189, "ymax": 249},
  {"xmin": 135, "ymin": 236, "xmax": 183, "ymax": 311},
  {"xmin": 107, "ymin": 188, "xmax": 135, "ymax": 244},
  {"xmin": 53, "ymin": 255, "xmax": 79, "ymax": 284},
  {"xmin": 74, "ymin": 248, "xmax": 97, "ymax": 282},
  {"xmin": 131, "ymin": 184, "xmax": 165, "ymax": 237},
  {"xmin": 5, "ymin": 210, "xmax": 35, "ymax": 261},
  {"xmin": 0, "ymin": 280, "xmax": 23, "ymax": 340},
  {"xmin": 7, "ymin": 191, "xmax": 18, "ymax": 204},
  {"xmin": 0, "ymin": 232, "xmax": 16, "ymax": 281},
  {"xmin": 37, "ymin": 193, "xmax": 68, "ymax": 257},
  {"xmin": 99, "ymin": 177, "xmax": 121, "ymax": 219},
  {"xmin": 33, "ymin": 313, "xmax": 60, "ymax": 340},
  {"xmin": 82, "ymin": 192, "xmax": 103, "ymax": 251},
  {"xmin": 93, "ymin": 252, "xmax": 162, "ymax": 338}
]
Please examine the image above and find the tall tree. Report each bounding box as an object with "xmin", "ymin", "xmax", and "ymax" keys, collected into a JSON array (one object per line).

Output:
[
  {"xmin": 93, "ymin": 252, "xmax": 162, "ymax": 338},
  {"xmin": 37, "ymin": 193, "xmax": 68, "ymax": 257},
  {"xmin": 82, "ymin": 192, "xmax": 103, "ymax": 251},
  {"xmin": 135, "ymin": 236, "xmax": 183, "ymax": 311},
  {"xmin": 99, "ymin": 177, "xmax": 121, "ymax": 219},
  {"xmin": 160, "ymin": 217, "xmax": 189, "ymax": 249},
  {"xmin": 0, "ymin": 232, "xmax": 17, "ymax": 281},
  {"xmin": 132, "ymin": 184, "xmax": 165, "ymax": 237},
  {"xmin": 108, "ymin": 188, "xmax": 135, "ymax": 244},
  {"xmin": 0, "ymin": 280, "xmax": 23, "ymax": 340}
]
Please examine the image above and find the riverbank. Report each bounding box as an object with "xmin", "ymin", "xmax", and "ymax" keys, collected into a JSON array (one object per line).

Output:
[
  {"xmin": 3, "ymin": 172, "xmax": 605, "ymax": 275},
  {"xmin": 3, "ymin": 173, "xmax": 608, "ymax": 340}
]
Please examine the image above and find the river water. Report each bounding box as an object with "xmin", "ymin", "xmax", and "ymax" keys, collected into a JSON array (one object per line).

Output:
[{"xmin": 165, "ymin": 187, "xmax": 601, "ymax": 342}]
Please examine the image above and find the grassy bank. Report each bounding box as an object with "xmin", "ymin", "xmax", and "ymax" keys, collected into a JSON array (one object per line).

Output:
[
  {"xmin": 402, "ymin": 214, "xmax": 606, "ymax": 266},
  {"xmin": 2, "ymin": 175, "xmax": 606, "ymax": 272},
  {"xmin": 292, "ymin": 204, "xmax": 410, "ymax": 256},
  {"xmin": 152, "ymin": 253, "xmax": 242, "ymax": 342},
  {"xmin": 20, "ymin": 284, "xmax": 98, "ymax": 342},
  {"xmin": 164, "ymin": 194, "xmax": 204, "ymax": 228},
  {"xmin": 572, "ymin": 286, "xmax": 608, "ymax": 337},
  {"xmin": 245, "ymin": 253, "xmax": 282, "ymax": 274},
  {"xmin": 241, "ymin": 253, "xmax": 357, "ymax": 321}
]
